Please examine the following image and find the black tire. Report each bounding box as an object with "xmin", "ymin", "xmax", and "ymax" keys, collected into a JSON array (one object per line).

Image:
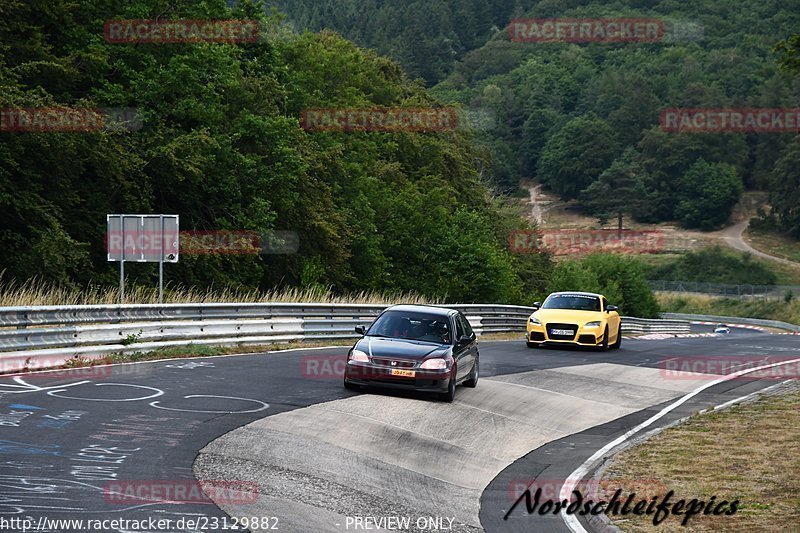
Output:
[
  {"xmin": 440, "ymin": 371, "xmax": 456, "ymax": 402},
  {"xmin": 464, "ymin": 358, "xmax": 478, "ymax": 388},
  {"xmin": 599, "ymin": 326, "xmax": 609, "ymax": 352},
  {"xmin": 611, "ymin": 325, "xmax": 622, "ymax": 350},
  {"xmin": 344, "ymin": 379, "xmax": 359, "ymax": 391},
  {"xmin": 526, "ymin": 341, "xmax": 540, "ymax": 349}
]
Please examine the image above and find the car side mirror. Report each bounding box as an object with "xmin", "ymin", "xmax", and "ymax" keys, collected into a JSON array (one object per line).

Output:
[
  {"xmin": 355, "ymin": 325, "xmax": 367, "ymax": 335},
  {"xmin": 606, "ymin": 305, "xmax": 618, "ymax": 313},
  {"xmin": 532, "ymin": 302, "xmax": 541, "ymax": 310},
  {"xmin": 458, "ymin": 335, "xmax": 472, "ymax": 346}
]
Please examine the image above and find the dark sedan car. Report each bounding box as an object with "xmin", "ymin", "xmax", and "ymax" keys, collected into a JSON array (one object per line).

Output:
[{"xmin": 343, "ymin": 305, "xmax": 479, "ymax": 402}]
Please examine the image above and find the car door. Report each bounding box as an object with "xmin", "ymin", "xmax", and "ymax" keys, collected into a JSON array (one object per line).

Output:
[
  {"xmin": 463, "ymin": 313, "xmax": 479, "ymax": 372},
  {"xmin": 451, "ymin": 313, "xmax": 469, "ymax": 381},
  {"xmin": 604, "ymin": 298, "xmax": 621, "ymax": 338},
  {"xmin": 455, "ymin": 313, "xmax": 477, "ymax": 380}
]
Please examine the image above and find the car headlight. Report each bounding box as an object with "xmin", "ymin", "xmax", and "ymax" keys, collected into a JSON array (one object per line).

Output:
[
  {"xmin": 348, "ymin": 349, "xmax": 369, "ymax": 363},
  {"xmin": 584, "ymin": 321, "xmax": 602, "ymax": 328},
  {"xmin": 420, "ymin": 358, "xmax": 448, "ymax": 370},
  {"xmin": 529, "ymin": 316, "xmax": 541, "ymax": 325}
]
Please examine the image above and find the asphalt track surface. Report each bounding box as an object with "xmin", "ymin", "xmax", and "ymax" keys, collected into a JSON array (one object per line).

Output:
[{"xmin": 0, "ymin": 325, "xmax": 796, "ymax": 533}]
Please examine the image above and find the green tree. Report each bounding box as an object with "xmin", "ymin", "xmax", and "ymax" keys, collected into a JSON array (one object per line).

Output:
[
  {"xmin": 775, "ymin": 33, "xmax": 800, "ymax": 73},
  {"xmin": 675, "ymin": 159, "xmax": 743, "ymax": 230},
  {"xmin": 546, "ymin": 254, "xmax": 660, "ymax": 318},
  {"xmin": 635, "ymin": 128, "xmax": 748, "ymax": 222},
  {"xmin": 537, "ymin": 115, "xmax": 618, "ymax": 200},
  {"xmin": 580, "ymin": 148, "xmax": 649, "ymax": 232}
]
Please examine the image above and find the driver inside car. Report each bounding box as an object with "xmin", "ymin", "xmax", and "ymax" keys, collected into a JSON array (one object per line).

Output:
[{"xmin": 432, "ymin": 321, "xmax": 450, "ymax": 344}]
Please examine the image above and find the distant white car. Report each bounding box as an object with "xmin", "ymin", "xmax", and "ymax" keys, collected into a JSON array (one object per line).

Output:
[{"xmin": 714, "ymin": 324, "xmax": 731, "ymax": 334}]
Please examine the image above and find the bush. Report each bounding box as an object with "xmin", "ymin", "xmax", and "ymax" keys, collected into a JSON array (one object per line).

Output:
[
  {"xmin": 546, "ymin": 254, "xmax": 660, "ymax": 318},
  {"xmin": 649, "ymin": 247, "xmax": 778, "ymax": 285},
  {"xmin": 749, "ymin": 207, "xmax": 778, "ymax": 232}
]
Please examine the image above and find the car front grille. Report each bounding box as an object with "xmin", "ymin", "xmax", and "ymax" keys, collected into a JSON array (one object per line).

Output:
[
  {"xmin": 372, "ymin": 358, "xmax": 416, "ymax": 369},
  {"xmin": 546, "ymin": 323, "xmax": 578, "ymax": 341}
]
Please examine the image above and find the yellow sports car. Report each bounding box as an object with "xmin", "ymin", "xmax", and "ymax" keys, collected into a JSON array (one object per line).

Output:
[{"xmin": 526, "ymin": 292, "xmax": 622, "ymax": 350}]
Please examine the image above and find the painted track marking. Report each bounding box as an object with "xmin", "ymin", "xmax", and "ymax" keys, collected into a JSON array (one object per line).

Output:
[{"xmin": 560, "ymin": 356, "xmax": 800, "ymax": 533}]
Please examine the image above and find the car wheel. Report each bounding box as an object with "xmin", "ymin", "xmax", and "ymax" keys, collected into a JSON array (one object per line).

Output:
[
  {"xmin": 464, "ymin": 358, "xmax": 478, "ymax": 388},
  {"xmin": 611, "ymin": 325, "xmax": 622, "ymax": 350},
  {"xmin": 344, "ymin": 379, "xmax": 359, "ymax": 391},
  {"xmin": 526, "ymin": 341, "xmax": 540, "ymax": 349},
  {"xmin": 440, "ymin": 371, "xmax": 456, "ymax": 402},
  {"xmin": 599, "ymin": 326, "xmax": 609, "ymax": 352}
]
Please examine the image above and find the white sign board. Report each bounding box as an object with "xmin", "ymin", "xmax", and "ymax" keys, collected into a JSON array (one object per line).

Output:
[{"xmin": 107, "ymin": 214, "xmax": 179, "ymax": 263}]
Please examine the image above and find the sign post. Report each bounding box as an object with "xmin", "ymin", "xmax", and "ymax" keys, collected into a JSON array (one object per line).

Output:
[
  {"xmin": 107, "ymin": 214, "xmax": 179, "ymax": 304},
  {"xmin": 159, "ymin": 215, "xmax": 165, "ymax": 303},
  {"xmin": 120, "ymin": 220, "xmax": 125, "ymax": 302}
]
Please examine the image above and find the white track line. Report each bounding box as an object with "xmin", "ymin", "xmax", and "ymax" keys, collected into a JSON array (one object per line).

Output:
[{"xmin": 560, "ymin": 357, "xmax": 800, "ymax": 533}]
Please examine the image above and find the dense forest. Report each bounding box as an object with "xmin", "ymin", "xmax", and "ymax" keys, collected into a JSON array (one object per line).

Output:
[
  {"xmin": 1, "ymin": 0, "xmax": 798, "ymax": 315},
  {"xmin": 0, "ymin": 0, "xmax": 557, "ymax": 305},
  {"xmin": 273, "ymin": 0, "xmax": 800, "ymax": 234},
  {"xmin": 433, "ymin": 0, "xmax": 800, "ymax": 233},
  {"xmin": 264, "ymin": 0, "xmax": 538, "ymax": 86}
]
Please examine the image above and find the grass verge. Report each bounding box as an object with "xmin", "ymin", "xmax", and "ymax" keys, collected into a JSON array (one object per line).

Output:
[
  {"xmin": 602, "ymin": 387, "xmax": 800, "ymax": 532},
  {"xmin": 745, "ymin": 228, "xmax": 800, "ymax": 264},
  {"xmin": 657, "ymin": 293, "xmax": 800, "ymax": 326}
]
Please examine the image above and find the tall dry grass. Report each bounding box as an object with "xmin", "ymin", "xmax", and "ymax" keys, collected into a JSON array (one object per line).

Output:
[
  {"xmin": 0, "ymin": 276, "xmax": 439, "ymax": 307},
  {"xmin": 657, "ymin": 292, "xmax": 800, "ymax": 325}
]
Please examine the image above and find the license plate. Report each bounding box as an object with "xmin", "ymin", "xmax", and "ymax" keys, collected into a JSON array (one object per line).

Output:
[
  {"xmin": 551, "ymin": 329, "xmax": 574, "ymax": 336},
  {"xmin": 390, "ymin": 369, "xmax": 415, "ymax": 378}
]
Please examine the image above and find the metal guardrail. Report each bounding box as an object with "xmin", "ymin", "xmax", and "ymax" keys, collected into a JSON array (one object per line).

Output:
[
  {"xmin": 0, "ymin": 303, "xmax": 391, "ymax": 328},
  {"xmin": 0, "ymin": 304, "xmax": 527, "ymax": 358},
  {"xmin": 662, "ymin": 313, "xmax": 800, "ymax": 333},
  {"xmin": 619, "ymin": 317, "xmax": 691, "ymax": 334},
  {"xmin": 0, "ymin": 303, "xmax": 692, "ymax": 373}
]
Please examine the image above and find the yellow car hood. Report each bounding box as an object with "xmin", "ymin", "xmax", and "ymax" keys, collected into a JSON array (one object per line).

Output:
[{"xmin": 532, "ymin": 309, "xmax": 606, "ymax": 324}]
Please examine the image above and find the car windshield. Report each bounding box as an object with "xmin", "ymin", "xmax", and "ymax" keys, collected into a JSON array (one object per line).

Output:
[
  {"xmin": 541, "ymin": 294, "xmax": 602, "ymax": 311},
  {"xmin": 367, "ymin": 311, "xmax": 451, "ymax": 344}
]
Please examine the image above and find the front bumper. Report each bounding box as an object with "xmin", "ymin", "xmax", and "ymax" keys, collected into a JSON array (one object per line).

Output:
[
  {"xmin": 526, "ymin": 323, "xmax": 604, "ymax": 346},
  {"xmin": 344, "ymin": 364, "xmax": 452, "ymax": 392}
]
